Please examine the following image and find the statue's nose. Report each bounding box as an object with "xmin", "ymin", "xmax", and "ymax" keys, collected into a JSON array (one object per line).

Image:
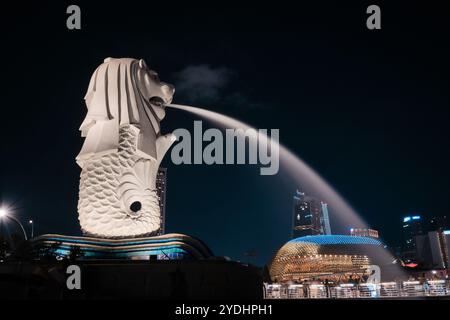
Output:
[{"xmin": 162, "ymin": 83, "xmax": 175, "ymax": 96}]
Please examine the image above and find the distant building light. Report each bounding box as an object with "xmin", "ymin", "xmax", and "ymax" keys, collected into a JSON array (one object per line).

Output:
[
  {"xmin": 412, "ymin": 216, "xmax": 421, "ymax": 220},
  {"xmin": 403, "ymin": 217, "xmax": 411, "ymax": 222},
  {"xmin": 443, "ymin": 230, "xmax": 450, "ymax": 235},
  {"xmin": 405, "ymin": 263, "xmax": 418, "ymax": 268}
]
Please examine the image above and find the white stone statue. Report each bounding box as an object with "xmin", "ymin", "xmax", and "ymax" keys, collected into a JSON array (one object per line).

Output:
[{"xmin": 76, "ymin": 57, "xmax": 176, "ymax": 238}]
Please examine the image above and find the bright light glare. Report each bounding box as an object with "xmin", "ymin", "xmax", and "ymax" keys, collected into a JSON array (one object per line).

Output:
[{"xmin": 0, "ymin": 208, "xmax": 8, "ymax": 218}]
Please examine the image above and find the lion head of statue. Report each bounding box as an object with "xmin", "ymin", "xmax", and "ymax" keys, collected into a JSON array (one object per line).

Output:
[{"xmin": 77, "ymin": 57, "xmax": 175, "ymax": 165}]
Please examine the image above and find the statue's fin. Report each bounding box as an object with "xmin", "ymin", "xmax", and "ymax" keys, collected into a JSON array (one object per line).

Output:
[{"xmin": 156, "ymin": 133, "xmax": 176, "ymax": 167}]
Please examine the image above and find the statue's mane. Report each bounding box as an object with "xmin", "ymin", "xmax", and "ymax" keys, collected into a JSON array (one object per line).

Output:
[
  {"xmin": 76, "ymin": 58, "xmax": 168, "ymax": 165},
  {"xmin": 80, "ymin": 58, "xmax": 160, "ymax": 138}
]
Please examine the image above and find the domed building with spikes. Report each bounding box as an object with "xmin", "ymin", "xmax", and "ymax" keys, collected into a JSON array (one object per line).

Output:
[{"xmin": 269, "ymin": 235, "xmax": 394, "ymax": 283}]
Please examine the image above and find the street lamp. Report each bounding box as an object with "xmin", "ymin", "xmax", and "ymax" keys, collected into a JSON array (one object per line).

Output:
[{"xmin": 0, "ymin": 208, "xmax": 28, "ymax": 241}]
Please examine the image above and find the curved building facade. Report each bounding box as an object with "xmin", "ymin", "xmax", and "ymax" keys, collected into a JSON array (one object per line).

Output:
[
  {"xmin": 269, "ymin": 235, "xmax": 388, "ymax": 283},
  {"xmin": 31, "ymin": 233, "xmax": 213, "ymax": 260}
]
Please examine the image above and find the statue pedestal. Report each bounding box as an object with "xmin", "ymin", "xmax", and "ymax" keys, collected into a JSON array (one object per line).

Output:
[
  {"xmin": 6, "ymin": 233, "xmax": 263, "ymax": 299},
  {"xmin": 30, "ymin": 233, "xmax": 213, "ymax": 260}
]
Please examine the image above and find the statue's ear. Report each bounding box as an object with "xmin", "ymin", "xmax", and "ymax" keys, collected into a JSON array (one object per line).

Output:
[{"xmin": 139, "ymin": 59, "xmax": 147, "ymax": 69}]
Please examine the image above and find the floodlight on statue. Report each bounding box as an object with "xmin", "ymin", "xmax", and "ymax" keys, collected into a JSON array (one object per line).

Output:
[{"xmin": 76, "ymin": 58, "xmax": 176, "ymax": 238}]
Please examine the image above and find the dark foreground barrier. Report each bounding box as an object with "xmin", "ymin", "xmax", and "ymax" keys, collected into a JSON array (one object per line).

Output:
[{"xmin": 0, "ymin": 260, "xmax": 262, "ymax": 299}]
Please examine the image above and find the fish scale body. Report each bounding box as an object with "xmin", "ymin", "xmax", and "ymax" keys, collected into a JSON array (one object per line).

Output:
[{"xmin": 78, "ymin": 124, "xmax": 160, "ymax": 238}]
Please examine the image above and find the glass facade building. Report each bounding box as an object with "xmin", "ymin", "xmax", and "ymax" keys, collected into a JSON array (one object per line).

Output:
[
  {"xmin": 292, "ymin": 190, "xmax": 331, "ymax": 238},
  {"xmin": 402, "ymin": 215, "xmax": 423, "ymax": 263}
]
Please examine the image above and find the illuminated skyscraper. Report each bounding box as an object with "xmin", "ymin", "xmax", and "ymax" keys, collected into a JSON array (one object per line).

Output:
[
  {"xmin": 156, "ymin": 167, "xmax": 167, "ymax": 235},
  {"xmin": 292, "ymin": 190, "xmax": 331, "ymax": 238},
  {"xmin": 401, "ymin": 215, "xmax": 423, "ymax": 263}
]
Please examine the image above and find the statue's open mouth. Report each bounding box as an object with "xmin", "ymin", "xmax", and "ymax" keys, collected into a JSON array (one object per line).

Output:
[{"xmin": 149, "ymin": 96, "xmax": 165, "ymax": 108}]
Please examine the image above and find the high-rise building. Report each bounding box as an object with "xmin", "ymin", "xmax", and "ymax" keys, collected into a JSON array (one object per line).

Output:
[
  {"xmin": 401, "ymin": 215, "xmax": 423, "ymax": 263},
  {"xmin": 442, "ymin": 230, "xmax": 450, "ymax": 268},
  {"xmin": 321, "ymin": 202, "xmax": 332, "ymax": 236},
  {"xmin": 292, "ymin": 190, "xmax": 331, "ymax": 238},
  {"xmin": 350, "ymin": 228, "xmax": 379, "ymax": 239},
  {"xmin": 415, "ymin": 230, "xmax": 450, "ymax": 269},
  {"xmin": 156, "ymin": 167, "xmax": 167, "ymax": 235}
]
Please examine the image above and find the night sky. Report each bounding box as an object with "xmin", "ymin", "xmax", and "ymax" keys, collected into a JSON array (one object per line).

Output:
[{"xmin": 1, "ymin": 1, "xmax": 450, "ymax": 265}]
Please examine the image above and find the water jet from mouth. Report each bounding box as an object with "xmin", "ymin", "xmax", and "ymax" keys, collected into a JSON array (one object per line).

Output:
[
  {"xmin": 167, "ymin": 103, "xmax": 404, "ymax": 278},
  {"xmin": 168, "ymin": 103, "xmax": 366, "ymax": 229}
]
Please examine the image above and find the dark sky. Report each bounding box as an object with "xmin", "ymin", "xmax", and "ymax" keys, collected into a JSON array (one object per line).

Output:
[{"xmin": 1, "ymin": 1, "xmax": 449, "ymax": 265}]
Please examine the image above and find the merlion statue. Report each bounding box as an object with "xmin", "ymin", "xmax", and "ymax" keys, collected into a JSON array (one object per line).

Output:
[{"xmin": 76, "ymin": 57, "xmax": 176, "ymax": 238}]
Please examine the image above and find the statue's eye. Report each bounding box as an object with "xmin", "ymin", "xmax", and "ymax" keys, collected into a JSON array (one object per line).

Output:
[
  {"xmin": 150, "ymin": 71, "xmax": 160, "ymax": 82},
  {"xmin": 149, "ymin": 96, "xmax": 165, "ymax": 108}
]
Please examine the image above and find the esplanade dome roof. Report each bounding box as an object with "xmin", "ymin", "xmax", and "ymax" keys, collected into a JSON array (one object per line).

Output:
[
  {"xmin": 288, "ymin": 235, "xmax": 383, "ymax": 246},
  {"xmin": 269, "ymin": 235, "xmax": 387, "ymax": 283}
]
